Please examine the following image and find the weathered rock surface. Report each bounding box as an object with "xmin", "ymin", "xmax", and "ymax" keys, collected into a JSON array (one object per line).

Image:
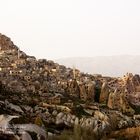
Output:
[{"xmin": 0, "ymin": 33, "xmax": 140, "ymax": 139}]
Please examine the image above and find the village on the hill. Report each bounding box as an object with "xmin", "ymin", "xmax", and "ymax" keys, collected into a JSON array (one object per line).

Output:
[{"xmin": 0, "ymin": 33, "xmax": 140, "ymax": 139}]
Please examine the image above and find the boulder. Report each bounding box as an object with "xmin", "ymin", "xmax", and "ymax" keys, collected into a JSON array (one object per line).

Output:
[{"xmin": 99, "ymin": 81, "xmax": 110, "ymax": 104}]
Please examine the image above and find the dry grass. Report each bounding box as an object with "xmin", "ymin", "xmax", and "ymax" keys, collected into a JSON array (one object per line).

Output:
[
  {"xmin": 48, "ymin": 125, "xmax": 99, "ymax": 140},
  {"xmin": 108, "ymin": 126, "xmax": 140, "ymax": 140},
  {"xmin": 48, "ymin": 120, "xmax": 140, "ymax": 140}
]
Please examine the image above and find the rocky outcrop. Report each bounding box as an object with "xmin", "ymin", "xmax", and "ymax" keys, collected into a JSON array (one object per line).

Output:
[
  {"xmin": 79, "ymin": 81, "xmax": 95, "ymax": 101},
  {"xmin": 99, "ymin": 81, "xmax": 109, "ymax": 103},
  {"xmin": 0, "ymin": 33, "xmax": 140, "ymax": 139}
]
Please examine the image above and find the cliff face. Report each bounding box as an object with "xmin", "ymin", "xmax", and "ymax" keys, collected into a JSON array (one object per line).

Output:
[{"xmin": 0, "ymin": 33, "xmax": 140, "ymax": 139}]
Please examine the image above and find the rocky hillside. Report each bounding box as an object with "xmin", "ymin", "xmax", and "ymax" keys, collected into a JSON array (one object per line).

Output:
[{"xmin": 0, "ymin": 33, "xmax": 140, "ymax": 139}]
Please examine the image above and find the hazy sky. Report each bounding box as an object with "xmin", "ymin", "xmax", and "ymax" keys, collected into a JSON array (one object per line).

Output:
[{"xmin": 0, "ymin": 0, "xmax": 140, "ymax": 60}]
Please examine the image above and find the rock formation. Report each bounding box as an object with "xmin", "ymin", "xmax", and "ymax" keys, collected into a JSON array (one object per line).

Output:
[{"xmin": 0, "ymin": 33, "xmax": 140, "ymax": 139}]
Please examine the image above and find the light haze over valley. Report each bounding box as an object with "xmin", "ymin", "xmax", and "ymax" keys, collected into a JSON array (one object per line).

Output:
[
  {"xmin": 0, "ymin": 0, "xmax": 140, "ymax": 63},
  {"xmin": 56, "ymin": 55, "xmax": 140, "ymax": 77}
]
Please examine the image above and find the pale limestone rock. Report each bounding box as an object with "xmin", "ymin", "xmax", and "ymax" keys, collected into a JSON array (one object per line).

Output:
[{"xmin": 99, "ymin": 82, "xmax": 109, "ymax": 103}]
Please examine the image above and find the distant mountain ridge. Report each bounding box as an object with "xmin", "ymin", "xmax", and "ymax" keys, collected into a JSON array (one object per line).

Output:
[{"xmin": 55, "ymin": 55, "xmax": 140, "ymax": 77}]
